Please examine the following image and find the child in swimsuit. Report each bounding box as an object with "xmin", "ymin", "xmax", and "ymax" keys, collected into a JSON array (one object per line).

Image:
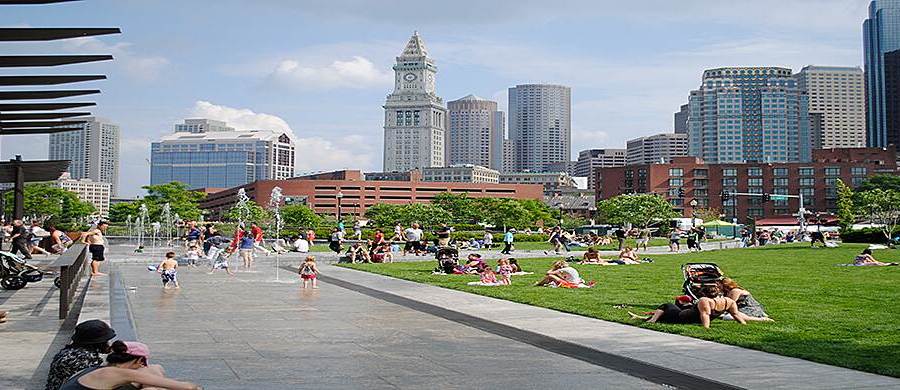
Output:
[
  {"xmin": 209, "ymin": 247, "xmax": 235, "ymax": 276},
  {"xmin": 497, "ymin": 258, "xmax": 513, "ymax": 285},
  {"xmin": 299, "ymin": 256, "xmax": 319, "ymax": 289},
  {"xmin": 157, "ymin": 251, "xmax": 180, "ymax": 289}
]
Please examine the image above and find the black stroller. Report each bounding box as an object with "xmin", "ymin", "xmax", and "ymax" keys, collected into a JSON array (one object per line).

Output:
[
  {"xmin": 681, "ymin": 263, "xmax": 724, "ymax": 301},
  {"xmin": 0, "ymin": 251, "xmax": 44, "ymax": 290},
  {"xmin": 434, "ymin": 247, "xmax": 459, "ymax": 274}
]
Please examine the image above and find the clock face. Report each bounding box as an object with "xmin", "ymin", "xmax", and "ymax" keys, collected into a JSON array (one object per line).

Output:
[{"xmin": 404, "ymin": 73, "xmax": 417, "ymax": 82}]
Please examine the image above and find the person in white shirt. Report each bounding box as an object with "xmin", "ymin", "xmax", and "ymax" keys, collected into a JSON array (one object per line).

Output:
[{"xmin": 534, "ymin": 260, "xmax": 589, "ymax": 288}]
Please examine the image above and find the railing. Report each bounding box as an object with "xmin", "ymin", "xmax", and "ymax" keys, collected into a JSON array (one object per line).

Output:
[{"xmin": 49, "ymin": 243, "xmax": 88, "ymax": 319}]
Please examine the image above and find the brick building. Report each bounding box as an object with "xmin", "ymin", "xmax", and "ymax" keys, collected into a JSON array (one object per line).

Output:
[
  {"xmin": 201, "ymin": 169, "xmax": 543, "ymax": 220},
  {"xmin": 596, "ymin": 147, "xmax": 897, "ymax": 222}
]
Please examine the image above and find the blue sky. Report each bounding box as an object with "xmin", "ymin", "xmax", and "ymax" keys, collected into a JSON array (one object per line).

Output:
[{"xmin": 0, "ymin": 0, "xmax": 870, "ymax": 197}]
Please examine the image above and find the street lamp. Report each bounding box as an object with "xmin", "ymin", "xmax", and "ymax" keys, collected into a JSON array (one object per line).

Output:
[
  {"xmin": 336, "ymin": 191, "xmax": 344, "ymax": 224},
  {"xmin": 689, "ymin": 199, "xmax": 698, "ymax": 227}
]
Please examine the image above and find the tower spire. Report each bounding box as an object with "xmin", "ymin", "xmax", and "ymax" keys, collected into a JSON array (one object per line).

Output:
[{"xmin": 400, "ymin": 31, "xmax": 428, "ymax": 58}]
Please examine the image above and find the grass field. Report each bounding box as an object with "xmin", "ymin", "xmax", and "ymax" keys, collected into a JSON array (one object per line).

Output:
[
  {"xmin": 342, "ymin": 243, "xmax": 900, "ymax": 377},
  {"xmin": 509, "ymin": 238, "xmax": 673, "ymax": 251}
]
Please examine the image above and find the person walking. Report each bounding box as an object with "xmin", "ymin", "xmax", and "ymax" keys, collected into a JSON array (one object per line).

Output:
[
  {"xmin": 436, "ymin": 223, "xmax": 452, "ymax": 247},
  {"xmin": 328, "ymin": 227, "xmax": 344, "ymax": 254},
  {"xmin": 250, "ymin": 222, "xmax": 270, "ymax": 255},
  {"xmin": 614, "ymin": 227, "xmax": 627, "ymax": 251},
  {"xmin": 81, "ymin": 221, "xmax": 109, "ymax": 276},
  {"xmin": 352, "ymin": 220, "xmax": 363, "ymax": 240},
  {"xmin": 402, "ymin": 223, "xmax": 422, "ymax": 256},
  {"xmin": 9, "ymin": 219, "xmax": 32, "ymax": 259},
  {"xmin": 483, "ymin": 230, "xmax": 493, "ymax": 250},
  {"xmin": 501, "ymin": 229, "xmax": 515, "ymax": 255}
]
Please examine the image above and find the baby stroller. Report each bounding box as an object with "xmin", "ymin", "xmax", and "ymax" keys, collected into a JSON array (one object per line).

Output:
[
  {"xmin": 681, "ymin": 263, "xmax": 724, "ymax": 301},
  {"xmin": 0, "ymin": 251, "xmax": 44, "ymax": 290},
  {"xmin": 434, "ymin": 247, "xmax": 459, "ymax": 274}
]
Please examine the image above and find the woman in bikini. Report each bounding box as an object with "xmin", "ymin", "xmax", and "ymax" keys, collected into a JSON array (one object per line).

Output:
[{"xmin": 630, "ymin": 285, "xmax": 772, "ymax": 329}]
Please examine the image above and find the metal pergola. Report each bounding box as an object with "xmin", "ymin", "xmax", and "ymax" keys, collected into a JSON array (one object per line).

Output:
[{"xmin": 0, "ymin": 0, "xmax": 119, "ymax": 220}]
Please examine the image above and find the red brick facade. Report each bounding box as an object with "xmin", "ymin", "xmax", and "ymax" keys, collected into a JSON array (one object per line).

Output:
[
  {"xmin": 596, "ymin": 148, "xmax": 898, "ymax": 222},
  {"xmin": 201, "ymin": 170, "xmax": 544, "ymax": 220}
]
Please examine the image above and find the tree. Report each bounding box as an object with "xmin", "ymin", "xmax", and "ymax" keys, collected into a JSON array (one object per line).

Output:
[
  {"xmin": 597, "ymin": 194, "xmax": 677, "ymax": 228},
  {"xmin": 835, "ymin": 179, "xmax": 856, "ymax": 232},
  {"xmin": 854, "ymin": 189, "xmax": 900, "ymax": 242},
  {"xmin": 693, "ymin": 207, "xmax": 722, "ymax": 223},
  {"xmin": 224, "ymin": 201, "xmax": 270, "ymax": 224},
  {"xmin": 480, "ymin": 198, "xmax": 531, "ymax": 229},
  {"xmin": 2, "ymin": 184, "xmax": 95, "ymax": 230},
  {"xmin": 141, "ymin": 182, "xmax": 206, "ymax": 221},
  {"xmin": 857, "ymin": 174, "xmax": 900, "ymax": 192},
  {"xmin": 432, "ymin": 193, "xmax": 479, "ymax": 224},
  {"xmin": 109, "ymin": 201, "xmax": 143, "ymax": 223},
  {"xmin": 281, "ymin": 204, "xmax": 321, "ymax": 228}
]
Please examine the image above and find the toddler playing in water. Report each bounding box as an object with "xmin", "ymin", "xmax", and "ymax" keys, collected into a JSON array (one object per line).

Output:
[
  {"xmin": 298, "ymin": 256, "xmax": 320, "ymax": 288},
  {"xmin": 157, "ymin": 251, "xmax": 180, "ymax": 289}
]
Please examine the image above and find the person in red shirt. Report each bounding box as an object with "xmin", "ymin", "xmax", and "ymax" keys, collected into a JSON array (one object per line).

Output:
[
  {"xmin": 373, "ymin": 229, "xmax": 385, "ymax": 246},
  {"xmin": 250, "ymin": 222, "xmax": 271, "ymax": 255}
]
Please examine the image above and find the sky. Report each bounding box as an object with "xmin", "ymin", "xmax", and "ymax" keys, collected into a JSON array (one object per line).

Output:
[{"xmin": 0, "ymin": 0, "xmax": 871, "ymax": 197}]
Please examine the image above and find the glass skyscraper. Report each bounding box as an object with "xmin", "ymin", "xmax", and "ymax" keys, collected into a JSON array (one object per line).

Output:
[
  {"xmin": 864, "ymin": 0, "xmax": 900, "ymax": 147},
  {"xmin": 687, "ymin": 67, "xmax": 811, "ymax": 163},
  {"xmin": 150, "ymin": 119, "xmax": 296, "ymax": 189},
  {"xmin": 48, "ymin": 117, "xmax": 121, "ymax": 195}
]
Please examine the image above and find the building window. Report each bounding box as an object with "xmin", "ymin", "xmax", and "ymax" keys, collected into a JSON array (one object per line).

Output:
[
  {"xmin": 824, "ymin": 177, "xmax": 839, "ymax": 186},
  {"xmin": 669, "ymin": 178, "xmax": 684, "ymax": 187},
  {"xmin": 824, "ymin": 167, "xmax": 840, "ymax": 176},
  {"xmin": 799, "ymin": 178, "xmax": 815, "ymax": 186},
  {"xmin": 748, "ymin": 178, "xmax": 763, "ymax": 186},
  {"xmin": 799, "ymin": 167, "xmax": 814, "ymax": 176},
  {"xmin": 694, "ymin": 188, "xmax": 708, "ymax": 197},
  {"xmin": 773, "ymin": 167, "xmax": 788, "ymax": 176},
  {"xmin": 748, "ymin": 208, "xmax": 764, "ymax": 217},
  {"xmin": 669, "ymin": 168, "xmax": 684, "ymax": 177},
  {"xmin": 693, "ymin": 169, "xmax": 708, "ymax": 177},
  {"xmin": 773, "ymin": 178, "xmax": 788, "ymax": 186},
  {"xmin": 722, "ymin": 178, "xmax": 736, "ymax": 186},
  {"xmin": 851, "ymin": 167, "xmax": 867, "ymax": 176},
  {"xmin": 723, "ymin": 168, "xmax": 737, "ymax": 177},
  {"xmin": 851, "ymin": 177, "xmax": 866, "ymax": 187},
  {"xmin": 670, "ymin": 198, "xmax": 684, "ymax": 206},
  {"xmin": 694, "ymin": 179, "xmax": 708, "ymax": 187},
  {"xmin": 747, "ymin": 167, "xmax": 762, "ymax": 176}
]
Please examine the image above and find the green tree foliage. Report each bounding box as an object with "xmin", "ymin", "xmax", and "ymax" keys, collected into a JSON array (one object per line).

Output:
[
  {"xmin": 835, "ymin": 179, "xmax": 856, "ymax": 232},
  {"xmin": 364, "ymin": 195, "xmax": 556, "ymax": 229},
  {"xmin": 224, "ymin": 201, "xmax": 270, "ymax": 224},
  {"xmin": 857, "ymin": 174, "xmax": 900, "ymax": 192},
  {"xmin": 141, "ymin": 182, "xmax": 206, "ymax": 220},
  {"xmin": 109, "ymin": 201, "xmax": 142, "ymax": 223},
  {"xmin": 693, "ymin": 207, "xmax": 722, "ymax": 223},
  {"xmin": 854, "ymin": 189, "xmax": 900, "ymax": 242},
  {"xmin": 2, "ymin": 183, "xmax": 95, "ymax": 230},
  {"xmin": 597, "ymin": 193, "xmax": 677, "ymax": 228},
  {"xmin": 281, "ymin": 204, "xmax": 321, "ymax": 228},
  {"xmin": 364, "ymin": 203, "xmax": 452, "ymax": 228}
]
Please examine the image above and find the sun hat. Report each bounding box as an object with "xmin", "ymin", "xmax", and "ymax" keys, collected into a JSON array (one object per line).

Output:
[
  {"xmin": 124, "ymin": 341, "xmax": 151, "ymax": 359},
  {"xmin": 71, "ymin": 320, "xmax": 116, "ymax": 345}
]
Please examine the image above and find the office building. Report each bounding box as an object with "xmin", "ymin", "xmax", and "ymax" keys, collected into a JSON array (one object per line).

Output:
[
  {"xmin": 596, "ymin": 147, "xmax": 897, "ymax": 221},
  {"xmin": 48, "ymin": 117, "xmax": 120, "ymax": 195},
  {"xmin": 447, "ymin": 95, "xmax": 504, "ymax": 170},
  {"xmin": 422, "ymin": 164, "xmax": 500, "ymax": 183},
  {"xmin": 864, "ymin": 0, "xmax": 900, "ymax": 147},
  {"xmin": 56, "ymin": 172, "xmax": 112, "ymax": 217},
  {"xmin": 795, "ymin": 66, "xmax": 866, "ymax": 148},
  {"xmin": 175, "ymin": 118, "xmax": 234, "ymax": 134},
  {"xmin": 508, "ymin": 84, "xmax": 571, "ymax": 172},
  {"xmin": 500, "ymin": 171, "xmax": 577, "ymax": 195},
  {"xmin": 150, "ymin": 119, "xmax": 295, "ymax": 189},
  {"xmin": 574, "ymin": 149, "xmax": 626, "ymax": 189},
  {"xmin": 383, "ymin": 32, "xmax": 447, "ymax": 171},
  {"xmin": 626, "ymin": 133, "xmax": 688, "ymax": 165},
  {"xmin": 687, "ymin": 67, "xmax": 811, "ymax": 163},
  {"xmin": 199, "ymin": 170, "xmax": 542, "ymax": 219},
  {"xmin": 502, "ymin": 139, "xmax": 516, "ymax": 173},
  {"xmin": 674, "ymin": 104, "xmax": 689, "ymax": 134}
]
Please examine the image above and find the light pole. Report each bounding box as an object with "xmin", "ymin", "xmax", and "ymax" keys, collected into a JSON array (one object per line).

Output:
[
  {"xmin": 689, "ymin": 199, "xmax": 698, "ymax": 227},
  {"xmin": 336, "ymin": 191, "xmax": 344, "ymax": 225}
]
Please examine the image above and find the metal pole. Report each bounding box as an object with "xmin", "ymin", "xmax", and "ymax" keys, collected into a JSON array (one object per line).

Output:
[
  {"xmin": 732, "ymin": 192, "xmax": 737, "ymax": 238},
  {"xmin": 13, "ymin": 155, "xmax": 24, "ymax": 220}
]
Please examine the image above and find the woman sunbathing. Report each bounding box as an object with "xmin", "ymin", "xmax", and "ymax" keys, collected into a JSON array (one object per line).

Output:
[
  {"xmin": 719, "ymin": 278, "xmax": 768, "ymax": 318},
  {"xmin": 579, "ymin": 248, "xmax": 608, "ymax": 264},
  {"xmin": 854, "ymin": 249, "xmax": 898, "ymax": 266},
  {"xmin": 534, "ymin": 260, "xmax": 593, "ymax": 288},
  {"xmin": 629, "ymin": 285, "xmax": 772, "ymax": 329}
]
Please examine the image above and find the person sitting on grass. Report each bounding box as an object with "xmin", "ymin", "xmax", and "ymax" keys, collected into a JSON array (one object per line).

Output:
[
  {"xmin": 58, "ymin": 340, "xmax": 201, "ymax": 390},
  {"xmin": 370, "ymin": 242, "xmax": 393, "ymax": 263},
  {"xmin": 534, "ymin": 260, "xmax": 594, "ymax": 288},
  {"xmin": 497, "ymin": 258, "xmax": 513, "ymax": 285},
  {"xmin": 579, "ymin": 247, "xmax": 610, "ymax": 265},
  {"xmin": 854, "ymin": 248, "xmax": 898, "ymax": 266},
  {"xmin": 461, "ymin": 253, "xmax": 486, "ymax": 273},
  {"xmin": 719, "ymin": 278, "xmax": 768, "ymax": 318},
  {"xmin": 618, "ymin": 246, "xmax": 641, "ymax": 264},
  {"xmin": 347, "ymin": 242, "xmax": 369, "ymax": 263},
  {"xmin": 629, "ymin": 285, "xmax": 772, "ymax": 329},
  {"xmin": 509, "ymin": 258, "xmax": 524, "ymax": 273}
]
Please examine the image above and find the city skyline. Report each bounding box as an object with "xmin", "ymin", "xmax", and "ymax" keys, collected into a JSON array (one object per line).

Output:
[{"xmin": 0, "ymin": 0, "xmax": 871, "ymax": 196}]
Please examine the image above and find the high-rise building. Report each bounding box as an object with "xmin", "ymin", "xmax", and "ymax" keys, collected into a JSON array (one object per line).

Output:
[
  {"xmin": 422, "ymin": 165, "xmax": 500, "ymax": 183},
  {"xmin": 574, "ymin": 149, "xmax": 626, "ymax": 189},
  {"xmin": 150, "ymin": 119, "xmax": 295, "ymax": 189},
  {"xmin": 864, "ymin": 0, "xmax": 900, "ymax": 147},
  {"xmin": 447, "ymin": 95, "xmax": 504, "ymax": 170},
  {"xmin": 674, "ymin": 104, "xmax": 689, "ymax": 134},
  {"xmin": 175, "ymin": 118, "xmax": 235, "ymax": 134},
  {"xmin": 687, "ymin": 67, "xmax": 811, "ymax": 163},
  {"xmin": 626, "ymin": 133, "xmax": 688, "ymax": 165},
  {"xmin": 48, "ymin": 117, "xmax": 120, "ymax": 195},
  {"xmin": 56, "ymin": 172, "xmax": 111, "ymax": 217},
  {"xmin": 383, "ymin": 32, "xmax": 447, "ymax": 172},
  {"xmin": 508, "ymin": 84, "xmax": 571, "ymax": 172},
  {"xmin": 502, "ymin": 139, "xmax": 516, "ymax": 173},
  {"xmin": 795, "ymin": 66, "xmax": 866, "ymax": 148}
]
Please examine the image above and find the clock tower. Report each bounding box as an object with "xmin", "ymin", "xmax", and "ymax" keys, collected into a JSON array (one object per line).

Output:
[{"xmin": 383, "ymin": 31, "xmax": 447, "ymax": 171}]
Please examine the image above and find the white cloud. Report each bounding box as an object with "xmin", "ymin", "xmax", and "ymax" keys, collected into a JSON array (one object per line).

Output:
[
  {"xmin": 188, "ymin": 101, "xmax": 376, "ymax": 172},
  {"xmin": 267, "ymin": 56, "xmax": 392, "ymax": 90},
  {"xmin": 63, "ymin": 36, "xmax": 170, "ymax": 81}
]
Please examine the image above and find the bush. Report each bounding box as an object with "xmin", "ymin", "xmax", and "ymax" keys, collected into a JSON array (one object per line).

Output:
[{"xmin": 840, "ymin": 228, "xmax": 897, "ymax": 244}]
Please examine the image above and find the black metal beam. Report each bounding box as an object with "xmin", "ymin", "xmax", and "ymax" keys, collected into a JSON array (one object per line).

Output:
[
  {"xmin": 0, "ymin": 112, "xmax": 90, "ymax": 120},
  {"xmin": 0, "ymin": 90, "xmax": 99, "ymax": 100},
  {"xmin": 0, "ymin": 102, "xmax": 95, "ymax": 111},
  {"xmin": 0, "ymin": 55, "xmax": 113, "ymax": 67},
  {"xmin": 0, "ymin": 75, "xmax": 105, "ymax": 86},
  {"xmin": 0, "ymin": 28, "xmax": 120, "ymax": 41},
  {"xmin": 0, "ymin": 0, "xmax": 81, "ymax": 4},
  {"xmin": 0, "ymin": 127, "xmax": 82, "ymax": 134},
  {"xmin": 0, "ymin": 120, "xmax": 86, "ymax": 128}
]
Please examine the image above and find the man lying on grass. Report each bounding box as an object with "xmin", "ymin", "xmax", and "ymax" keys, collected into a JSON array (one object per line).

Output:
[{"xmin": 629, "ymin": 285, "xmax": 772, "ymax": 329}]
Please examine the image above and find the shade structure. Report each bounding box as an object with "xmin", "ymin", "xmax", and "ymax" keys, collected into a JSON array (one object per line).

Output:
[
  {"xmin": 0, "ymin": 102, "xmax": 95, "ymax": 111},
  {"xmin": 0, "ymin": 55, "xmax": 113, "ymax": 67},
  {"xmin": 0, "ymin": 112, "xmax": 90, "ymax": 120},
  {"xmin": 0, "ymin": 89, "xmax": 99, "ymax": 100},
  {"xmin": 702, "ymin": 220, "xmax": 739, "ymax": 237},
  {"xmin": 0, "ymin": 127, "xmax": 83, "ymax": 134},
  {"xmin": 0, "ymin": 75, "xmax": 105, "ymax": 86},
  {"xmin": 702, "ymin": 220, "xmax": 736, "ymax": 227},
  {"xmin": 0, "ymin": 120, "xmax": 86, "ymax": 128},
  {"xmin": 0, "ymin": 28, "xmax": 120, "ymax": 41},
  {"xmin": 0, "ymin": 156, "xmax": 70, "ymax": 220},
  {"xmin": 0, "ymin": 0, "xmax": 81, "ymax": 4}
]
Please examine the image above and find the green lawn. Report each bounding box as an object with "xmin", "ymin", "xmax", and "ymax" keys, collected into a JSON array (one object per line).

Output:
[
  {"xmin": 341, "ymin": 243, "xmax": 900, "ymax": 377},
  {"xmin": 505, "ymin": 238, "xmax": 673, "ymax": 251}
]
